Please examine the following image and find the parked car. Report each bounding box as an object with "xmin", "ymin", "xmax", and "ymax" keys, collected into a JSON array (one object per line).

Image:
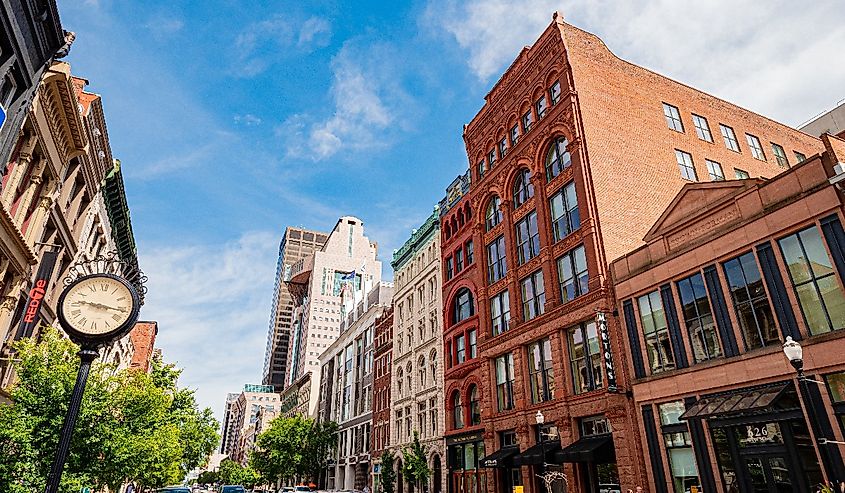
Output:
[
  {"xmin": 294, "ymin": 486, "xmax": 311, "ymax": 493},
  {"xmin": 158, "ymin": 488, "xmax": 191, "ymax": 493},
  {"xmin": 221, "ymin": 486, "xmax": 247, "ymax": 493}
]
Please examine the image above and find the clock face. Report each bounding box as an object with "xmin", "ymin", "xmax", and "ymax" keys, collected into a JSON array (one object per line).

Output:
[{"xmin": 59, "ymin": 275, "xmax": 137, "ymax": 338}]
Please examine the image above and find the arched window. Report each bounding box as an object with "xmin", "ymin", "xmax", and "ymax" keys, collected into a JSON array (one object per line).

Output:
[
  {"xmin": 546, "ymin": 137, "xmax": 571, "ymax": 181},
  {"xmin": 486, "ymin": 196, "xmax": 503, "ymax": 231},
  {"xmin": 452, "ymin": 391, "xmax": 464, "ymax": 429},
  {"xmin": 465, "ymin": 204, "xmax": 472, "ymax": 219},
  {"xmin": 429, "ymin": 350, "xmax": 437, "ymax": 383},
  {"xmin": 406, "ymin": 362, "xmax": 413, "ymax": 394},
  {"xmin": 513, "ymin": 168, "xmax": 534, "ymax": 208},
  {"xmin": 397, "ymin": 368, "xmax": 404, "ymax": 397},
  {"xmin": 418, "ymin": 356, "xmax": 427, "ymax": 388},
  {"xmin": 452, "ymin": 288, "xmax": 475, "ymax": 324},
  {"xmin": 457, "ymin": 209, "xmax": 464, "ymax": 227},
  {"xmin": 468, "ymin": 384, "xmax": 481, "ymax": 426},
  {"xmin": 444, "ymin": 222, "xmax": 451, "ymax": 239}
]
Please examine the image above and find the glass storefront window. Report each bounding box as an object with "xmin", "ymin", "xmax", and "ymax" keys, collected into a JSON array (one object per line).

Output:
[
  {"xmin": 825, "ymin": 372, "xmax": 845, "ymax": 402},
  {"xmin": 779, "ymin": 226, "xmax": 845, "ymax": 335},
  {"xmin": 659, "ymin": 401, "xmax": 686, "ymax": 425},
  {"xmin": 676, "ymin": 273, "xmax": 722, "ymax": 362},
  {"xmin": 638, "ymin": 290, "xmax": 676, "ymax": 373},
  {"xmin": 722, "ymin": 252, "xmax": 779, "ymax": 349},
  {"xmin": 667, "ymin": 445, "xmax": 698, "ymax": 493},
  {"xmin": 711, "ymin": 427, "xmax": 739, "ymax": 492}
]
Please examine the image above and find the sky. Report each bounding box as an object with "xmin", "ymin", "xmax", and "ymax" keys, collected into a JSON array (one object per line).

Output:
[{"xmin": 58, "ymin": 0, "xmax": 845, "ymax": 421}]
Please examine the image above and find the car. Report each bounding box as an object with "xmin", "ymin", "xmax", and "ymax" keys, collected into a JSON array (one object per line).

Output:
[
  {"xmin": 294, "ymin": 486, "xmax": 311, "ymax": 493},
  {"xmin": 158, "ymin": 488, "xmax": 191, "ymax": 493},
  {"xmin": 221, "ymin": 486, "xmax": 247, "ymax": 493}
]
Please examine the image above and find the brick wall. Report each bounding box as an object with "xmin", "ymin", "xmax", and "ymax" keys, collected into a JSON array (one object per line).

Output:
[{"xmin": 129, "ymin": 320, "xmax": 158, "ymax": 372}]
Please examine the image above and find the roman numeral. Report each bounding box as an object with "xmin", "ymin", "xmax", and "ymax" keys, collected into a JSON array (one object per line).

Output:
[
  {"xmin": 88, "ymin": 285, "xmax": 96, "ymax": 293},
  {"xmin": 101, "ymin": 283, "xmax": 109, "ymax": 291},
  {"xmin": 112, "ymin": 314, "xmax": 121, "ymax": 321},
  {"xmin": 116, "ymin": 297, "xmax": 125, "ymax": 302},
  {"xmin": 91, "ymin": 322, "xmax": 98, "ymax": 331},
  {"xmin": 71, "ymin": 309, "xmax": 81, "ymax": 316},
  {"xmin": 79, "ymin": 317, "xmax": 87, "ymax": 326}
]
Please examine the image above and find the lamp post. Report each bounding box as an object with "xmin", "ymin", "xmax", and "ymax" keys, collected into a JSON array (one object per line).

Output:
[
  {"xmin": 535, "ymin": 410, "xmax": 547, "ymax": 482},
  {"xmin": 782, "ymin": 337, "xmax": 823, "ymax": 438}
]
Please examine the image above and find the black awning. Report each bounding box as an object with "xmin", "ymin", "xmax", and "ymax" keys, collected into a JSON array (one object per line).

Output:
[
  {"xmin": 554, "ymin": 436, "xmax": 615, "ymax": 463},
  {"xmin": 680, "ymin": 382, "xmax": 792, "ymax": 420},
  {"xmin": 512, "ymin": 442, "xmax": 562, "ymax": 466},
  {"xmin": 482, "ymin": 447, "xmax": 519, "ymax": 468}
]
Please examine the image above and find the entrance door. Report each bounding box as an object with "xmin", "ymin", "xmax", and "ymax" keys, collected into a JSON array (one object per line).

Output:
[{"xmin": 742, "ymin": 455, "xmax": 793, "ymax": 493}]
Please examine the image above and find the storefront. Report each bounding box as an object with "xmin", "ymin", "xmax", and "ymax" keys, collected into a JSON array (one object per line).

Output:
[
  {"xmin": 555, "ymin": 416, "xmax": 619, "ymax": 493},
  {"xmin": 680, "ymin": 381, "xmax": 825, "ymax": 492},
  {"xmin": 448, "ymin": 432, "xmax": 488, "ymax": 493}
]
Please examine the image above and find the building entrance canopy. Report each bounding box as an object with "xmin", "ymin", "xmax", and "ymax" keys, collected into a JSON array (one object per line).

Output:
[
  {"xmin": 511, "ymin": 442, "xmax": 562, "ymax": 466},
  {"xmin": 481, "ymin": 447, "xmax": 519, "ymax": 468},
  {"xmin": 554, "ymin": 435, "xmax": 615, "ymax": 463},
  {"xmin": 680, "ymin": 382, "xmax": 794, "ymax": 421}
]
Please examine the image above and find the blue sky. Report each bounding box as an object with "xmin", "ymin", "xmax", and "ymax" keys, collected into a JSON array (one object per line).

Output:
[{"xmin": 59, "ymin": 0, "xmax": 845, "ymax": 419}]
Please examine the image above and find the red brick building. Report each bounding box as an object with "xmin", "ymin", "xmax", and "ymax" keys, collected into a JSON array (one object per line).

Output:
[
  {"xmin": 440, "ymin": 12, "xmax": 824, "ymax": 493},
  {"xmin": 611, "ymin": 135, "xmax": 845, "ymax": 493},
  {"xmin": 372, "ymin": 307, "xmax": 394, "ymax": 492},
  {"xmin": 129, "ymin": 320, "xmax": 158, "ymax": 372}
]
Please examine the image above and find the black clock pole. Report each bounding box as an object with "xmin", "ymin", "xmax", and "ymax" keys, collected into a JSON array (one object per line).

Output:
[{"xmin": 44, "ymin": 347, "xmax": 98, "ymax": 493}]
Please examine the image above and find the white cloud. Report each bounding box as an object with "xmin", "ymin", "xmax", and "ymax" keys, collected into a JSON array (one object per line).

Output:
[
  {"xmin": 279, "ymin": 40, "xmax": 412, "ymax": 161},
  {"xmin": 144, "ymin": 15, "xmax": 184, "ymax": 40},
  {"xmin": 138, "ymin": 231, "xmax": 280, "ymax": 420},
  {"xmin": 298, "ymin": 16, "xmax": 332, "ymax": 50},
  {"xmin": 231, "ymin": 14, "xmax": 332, "ymax": 78},
  {"xmin": 424, "ymin": 0, "xmax": 559, "ymax": 80},
  {"xmin": 426, "ymin": 0, "xmax": 845, "ymax": 125},
  {"xmin": 233, "ymin": 114, "xmax": 262, "ymax": 127}
]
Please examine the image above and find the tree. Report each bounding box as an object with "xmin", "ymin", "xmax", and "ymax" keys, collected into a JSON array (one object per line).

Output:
[
  {"xmin": 196, "ymin": 470, "xmax": 219, "ymax": 484},
  {"xmin": 402, "ymin": 432, "xmax": 431, "ymax": 493},
  {"xmin": 250, "ymin": 415, "xmax": 338, "ymax": 487},
  {"xmin": 380, "ymin": 450, "xmax": 396, "ymax": 493},
  {"xmin": 0, "ymin": 328, "xmax": 219, "ymax": 492},
  {"xmin": 218, "ymin": 459, "xmax": 261, "ymax": 488}
]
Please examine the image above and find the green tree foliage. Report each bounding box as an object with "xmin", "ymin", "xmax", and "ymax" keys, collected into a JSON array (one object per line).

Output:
[
  {"xmin": 402, "ymin": 432, "xmax": 431, "ymax": 493},
  {"xmin": 196, "ymin": 470, "xmax": 219, "ymax": 484},
  {"xmin": 218, "ymin": 459, "xmax": 261, "ymax": 488},
  {"xmin": 380, "ymin": 450, "xmax": 396, "ymax": 493},
  {"xmin": 0, "ymin": 328, "xmax": 219, "ymax": 493},
  {"xmin": 249, "ymin": 415, "xmax": 338, "ymax": 486}
]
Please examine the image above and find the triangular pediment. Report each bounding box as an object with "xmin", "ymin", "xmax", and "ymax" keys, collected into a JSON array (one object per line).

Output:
[{"xmin": 643, "ymin": 180, "xmax": 764, "ymax": 242}]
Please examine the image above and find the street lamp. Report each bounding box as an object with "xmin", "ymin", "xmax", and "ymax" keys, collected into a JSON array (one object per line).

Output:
[
  {"xmin": 782, "ymin": 336, "xmax": 804, "ymax": 378},
  {"xmin": 535, "ymin": 410, "xmax": 547, "ymax": 483}
]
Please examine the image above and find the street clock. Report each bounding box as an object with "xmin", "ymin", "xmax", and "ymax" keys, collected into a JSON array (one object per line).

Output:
[{"xmin": 57, "ymin": 273, "xmax": 141, "ymax": 346}]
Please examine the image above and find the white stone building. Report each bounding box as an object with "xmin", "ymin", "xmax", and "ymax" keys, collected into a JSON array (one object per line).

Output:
[{"xmin": 389, "ymin": 210, "xmax": 446, "ymax": 493}]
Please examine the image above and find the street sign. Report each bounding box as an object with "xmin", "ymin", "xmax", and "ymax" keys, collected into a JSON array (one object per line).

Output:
[{"xmin": 0, "ymin": 103, "xmax": 6, "ymax": 130}]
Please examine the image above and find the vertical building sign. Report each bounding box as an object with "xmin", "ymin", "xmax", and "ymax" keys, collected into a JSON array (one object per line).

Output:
[
  {"xmin": 17, "ymin": 249, "xmax": 60, "ymax": 339},
  {"xmin": 596, "ymin": 311, "xmax": 617, "ymax": 392}
]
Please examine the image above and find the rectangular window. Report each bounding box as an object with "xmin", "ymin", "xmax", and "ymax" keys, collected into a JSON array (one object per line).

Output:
[
  {"xmin": 495, "ymin": 353, "xmax": 515, "ymax": 411},
  {"xmin": 794, "ymin": 151, "xmax": 807, "ymax": 163},
  {"xmin": 719, "ymin": 124, "xmax": 740, "ymax": 152},
  {"xmin": 456, "ymin": 335, "xmax": 466, "ymax": 363},
  {"xmin": 691, "ymin": 114, "xmax": 713, "ymax": 142},
  {"xmin": 456, "ymin": 247, "xmax": 464, "ymax": 272},
  {"xmin": 515, "ymin": 211, "xmax": 541, "ymax": 265},
  {"xmin": 446, "ymin": 257, "xmax": 454, "ymax": 280},
  {"xmin": 549, "ymin": 81, "xmax": 562, "ymax": 105},
  {"xmin": 528, "ymin": 338, "xmax": 555, "ymax": 403},
  {"xmin": 663, "ymin": 103, "xmax": 684, "ymax": 132},
  {"xmin": 771, "ymin": 143, "xmax": 788, "ymax": 167},
  {"xmin": 675, "ymin": 150, "xmax": 697, "ymax": 181},
  {"xmin": 469, "ymin": 329, "xmax": 477, "ymax": 358},
  {"xmin": 581, "ymin": 415, "xmax": 611, "ymax": 436},
  {"xmin": 522, "ymin": 110, "xmax": 533, "ymax": 133},
  {"xmin": 487, "ymin": 236, "xmax": 508, "ymax": 283},
  {"xmin": 638, "ymin": 291, "xmax": 676, "ymax": 373},
  {"xmin": 521, "ymin": 270, "xmax": 546, "ymax": 321},
  {"xmin": 746, "ymin": 134, "xmax": 766, "ymax": 161},
  {"xmin": 477, "ymin": 159, "xmax": 485, "ymax": 178},
  {"xmin": 510, "ymin": 124, "xmax": 520, "ymax": 147},
  {"xmin": 676, "ymin": 273, "xmax": 722, "ymax": 362},
  {"xmin": 488, "ymin": 149, "xmax": 497, "ymax": 168},
  {"xmin": 491, "ymin": 290, "xmax": 511, "ymax": 336},
  {"xmin": 500, "ymin": 430, "xmax": 518, "ymax": 448},
  {"xmin": 568, "ymin": 321, "xmax": 604, "ymax": 394},
  {"xmin": 557, "ymin": 245, "xmax": 588, "ymax": 303},
  {"xmin": 549, "ymin": 181, "xmax": 580, "ymax": 242},
  {"xmin": 722, "ymin": 252, "xmax": 779, "ymax": 349},
  {"xmin": 659, "ymin": 401, "xmax": 701, "ymax": 493},
  {"xmin": 734, "ymin": 168, "xmax": 750, "ymax": 179},
  {"xmin": 466, "ymin": 240, "xmax": 474, "ymax": 264},
  {"xmin": 778, "ymin": 226, "xmax": 845, "ymax": 335},
  {"xmin": 705, "ymin": 159, "xmax": 724, "ymax": 181},
  {"xmin": 536, "ymin": 96, "xmax": 548, "ymax": 119},
  {"xmin": 499, "ymin": 137, "xmax": 508, "ymax": 159}
]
